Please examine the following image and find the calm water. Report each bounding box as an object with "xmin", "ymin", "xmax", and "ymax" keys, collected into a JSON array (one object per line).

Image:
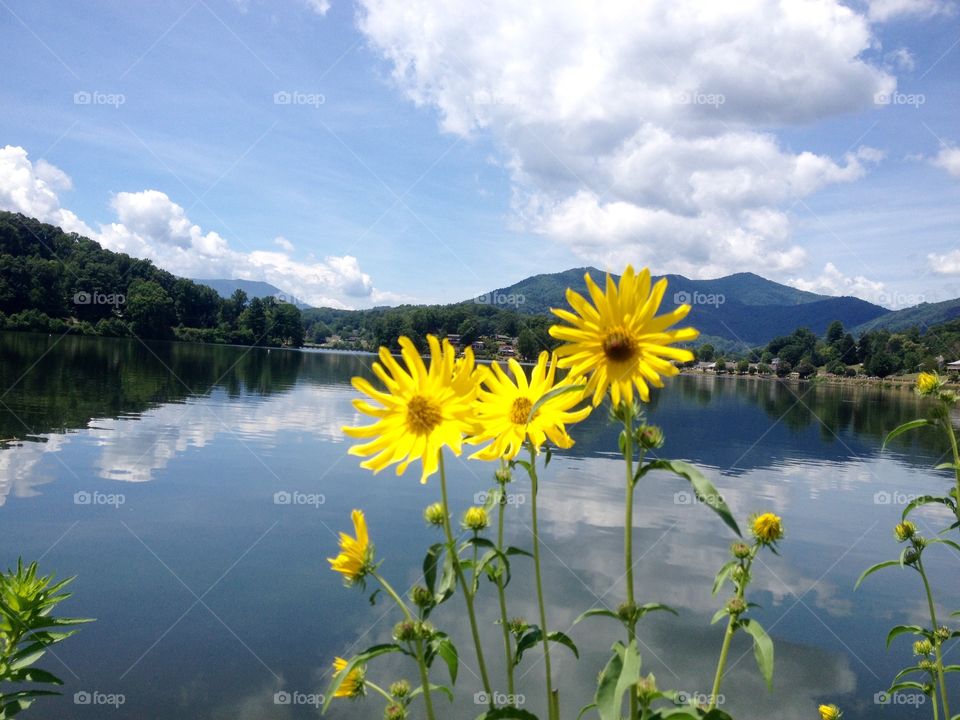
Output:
[{"xmin": 0, "ymin": 332, "xmax": 957, "ymax": 720}]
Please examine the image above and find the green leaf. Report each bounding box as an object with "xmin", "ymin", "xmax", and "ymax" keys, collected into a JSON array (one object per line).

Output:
[
  {"xmin": 855, "ymin": 560, "xmax": 900, "ymax": 590},
  {"xmin": 409, "ymin": 683, "xmax": 454, "ymax": 703},
  {"xmin": 934, "ymin": 462, "xmax": 960, "ymax": 471},
  {"xmin": 423, "ymin": 543, "xmax": 445, "ymax": 596},
  {"xmin": 711, "ymin": 607, "xmax": 728, "ymax": 625},
  {"xmin": 505, "ymin": 546, "xmax": 533, "ymax": 559},
  {"xmin": 475, "ymin": 709, "xmax": 541, "ymax": 720},
  {"xmin": 712, "ymin": 560, "xmax": 737, "ymax": 596},
  {"xmin": 474, "ymin": 548, "xmax": 511, "ymax": 591},
  {"xmin": 739, "ymin": 618, "xmax": 774, "ymax": 689},
  {"xmin": 573, "ymin": 608, "xmax": 623, "ymax": 627},
  {"xmin": 902, "ymin": 495, "xmax": 955, "ymax": 519},
  {"xmin": 639, "ymin": 460, "xmax": 740, "ymax": 536},
  {"xmin": 637, "ymin": 603, "xmax": 678, "ymax": 618},
  {"xmin": 322, "ymin": 644, "xmax": 402, "ymax": 713},
  {"xmin": 546, "ymin": 630, "xmax": 579, "ymax": 658},
  {"xmin": 883, "ymin": 419, "xmax": 933, "ymax": 449},
  {"xmin": 926, "ymin": 538, "xmax": 960, "ymax": 554},
  {"xmin": 429, "ymin": 635, "xmax": 458, "ymax": 684},
  {"xmin": 887, "ymin": 681, "xmax": 927, "ymax": 694},
  {"xmin": 893, "ymin": 665, "xmax": 923, "ymax": 681},
  {"xmin": 576, "ymin": 703, "xmax": 597, "ymax": 720},
  {"xmin": 887, "ymin": 625, "xmax": 927, "ymax": 648},
  {"xmin": 595, "ymin": 640, "xmax": 642, "ymax": 720}
]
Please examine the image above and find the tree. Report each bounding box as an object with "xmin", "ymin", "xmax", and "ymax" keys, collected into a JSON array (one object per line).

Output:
[
  {"xmin": 698, "ymin": 344, "xmax": 715, "ymax": 362},
  {"xmin": 517, "ymin": 328, "xmax": 539, "ymax": 361},
  {"xmin": 126, "ymin": 279, "xmax": 175, "ymax": 339},
  {"xmin": 796, "ymin": 360, "xmax": 817, "ymax": 379},
  {"xmin": 736, "ymin": 359, "xmax": 749, "ymax": 374},
  {"xmin": 826, "ymin": 320, "xmax": 845, "ymax": 346},
  {"xmin": 240, "ymin": 297, "xmax": 267, "ymax": 342},
  {"xmin": 268, "ymin": 301, "xmax": 305, "ymax": 347}
]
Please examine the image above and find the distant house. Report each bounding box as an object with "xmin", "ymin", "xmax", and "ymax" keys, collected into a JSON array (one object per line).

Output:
[
  {"xmin": 498, "ymin": 346, "xmax": 516, "ymax": 356},
  {"xmin": 770, "ymin": 357, "xmax": 781, "ymax": 368},
  {"xmin": 947, "ymin": 360, "xmax": 960, "ymax": 373},
  {"xmin": 447, "ymin": 334, "xmax": 462, "ymax": 346},
  {"xmin": 695, "ymin": 361, "xmax": 716, "ymax": 372},
  {"xmin": 472, "ymin": 341, "xmax": 485, "ymax": 351}
]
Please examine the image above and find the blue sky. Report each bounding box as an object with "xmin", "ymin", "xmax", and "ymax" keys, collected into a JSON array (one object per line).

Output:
[{"xmin": 0, "ymin": 0, "xmax": 958, "ymax": 309}]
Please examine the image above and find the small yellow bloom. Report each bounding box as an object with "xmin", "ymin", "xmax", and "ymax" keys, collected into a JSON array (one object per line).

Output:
[
  {"xmin": 894, "ymin": 520, "xmax": 916, "ymax": 543},
  {"xmin": 467, "ymin": 351, "xmax": 591, "ymax": 461},
  {"xmin": 327, "ymin": 510, "xmax": 373, "ymax": 585},
  {"xmin": 751, "ymin": 512, "xmax": 784, "ymax": 544},
  {"xmin": 818, "ymin": 703, "xmax": 841, "ymax": 720},
  {"xmin": 462, "ymin": 506, "xmax": 489, "ymax": 531},
  {"xmin": 423, "ymin": 502, "xmax": 446, "ymax": 527},
  {"xmin": 549, "ymin": 266, "xmax": 698, "ymax": 407},
  {"xmin": 343, "ymin": 335, "xmax": 483, "ymax": 483},
  {"xmin": 916, "ymin": 371, "xmax": 940, "ymax": 396},
  {"xmin": 332, "ymin": 656, "xmax": 365, "ymax": 698}
]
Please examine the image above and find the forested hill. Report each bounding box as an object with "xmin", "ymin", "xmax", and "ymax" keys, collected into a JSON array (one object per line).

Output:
[
  {"xmin": 472, "ymin": 267, "xmax": 890, "ymax": 345},
  {"xmin": 0, "ymin": 211, "xmax": 304, "ymax": 346}
]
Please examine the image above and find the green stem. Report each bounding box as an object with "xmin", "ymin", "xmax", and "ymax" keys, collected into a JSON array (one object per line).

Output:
[
  {"xmin": 709, "ymin": 552, "xmax": 753, "ymax": 710},
  {"xmin": 366, "ymin": 680, "xmax": 395, "ymax": 704},
  {"xmin": 622, "ymin": 415, "xmax": 638, "ymax": 720},
  {"xmin": 438, "ymin": 452, "xmax": 494, "ymax": 704},
  {"xmin": 944, "ymin": 412, "xmax": 960, "ymax": 524},
  {"xmin": 527, "ymin": 445, "xmax": 557, "ymax": 720},
  {"xmin": 918, "ymin": 558, "xmax": 950, "ymax": 719},
  {"xmin": 372, "ymin": 571, "xmax": 436, "ymax": 720},
  {"xmin": 495, "ymin": 471, "xmax": 517, "ymax": 700},
  {"xmin": 932, "ymin": 678, "xmax": 940, "ymax": 720}
]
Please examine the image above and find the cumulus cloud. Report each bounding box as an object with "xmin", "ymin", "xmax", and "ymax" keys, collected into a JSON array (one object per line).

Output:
[
  {"xmin": 865, "ymin": 0, "xmax": 956, "ymax": 22},
  {"xmin": 357, "ymin": 0, "xmax": 894, "ymax": 279},
  {"xmin": 0, "ymin": 147, "xmax": 394, "ymax": 309},
  {"xmin": 0, "ymin": 145, "xmax": 94, "ymax": 237},
  {"xmin": 789, "ymin": 262, "xmax": 887, "ymax": 302},
  {"xmin": 305, "ymin": 0, "xmax": 330, "ymax": 15},
  {"xmin": 931, "ymin": 145, "xmax": 960, "ymax": 177},
  {"xmin": 929, "ymin": 249, "xmax": 960, "ymax": 275}
]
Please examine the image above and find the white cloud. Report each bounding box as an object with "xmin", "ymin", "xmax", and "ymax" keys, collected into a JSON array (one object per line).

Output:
[
  {"xmin": 0, "ymin": 145, "xmax": 93, "ymax": 236},
  {"xmin": 357, "ymin": 0, "xmax": 893, "ymax": 279},
  {"xmin": 865, "ymin": 0, "xmax": 955, "ymax": 22},
  {"xmin": 789, "ymin": 262, "xmax": 887, "ymax": 302},
  {"xmin": 929, "ymin": 249, "xmax": 960, "ymax": 275},
  {"xmin": 0, "ymin": 147, "xmax": 396, "ymax": 309},
  {"xmin": 305, "ymin": 0, "xmax": 330, "ymax": 15},
  {"xmin": 931, "ymin": 145, "xmax": 960, "ymax": 177}
]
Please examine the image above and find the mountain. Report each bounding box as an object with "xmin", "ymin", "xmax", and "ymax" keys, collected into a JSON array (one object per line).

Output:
[
  {"xmin": 470, "ymin": 267, "xmax": 891, "ymax": 346},
  {"xmin": 194, "ymin": 278, "xmax": 312, "ymax": 309},
  {"xmin": 854, "ymin": 298, "xmax": 960, "ymax": 335}
]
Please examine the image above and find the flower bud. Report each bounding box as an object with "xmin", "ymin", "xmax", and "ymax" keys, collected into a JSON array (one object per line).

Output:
[
  {"xmin": 389, "ymin": 680, "xmax": 411, "ymax": 698},
  {"xmin": 508, "ymin": 617, "xmax": 528, "ymax": 635},
  {"xmin": 423, "ymin": 502, "xmax": 446, "ymax": 527},
  {"xmin": 726, "ymin": 596, "xmax": 747, "ymax": 615},
  {"xmin": 731, "ymin": 542, "xmax": 751, "ymax": 559},
  {"xmin": 904, "ymin": 548, "xmax": 920, "ymax": 566},
  {"xmin": 415, "ymin": 620, "xmax": 435, "ymax": 640},
  {"xmin": 818, "ymin": 704, "xmax": 841, "ymax": 720},
  {"xmin": 919, "ymin": 659, "xmax": 936, "ymax": 673},
  {"xmin": 385, "ymin": 702, "xmax": 407, "ymax": 720},
  {"xmin": 495, "ymin": 467, "xmax": 512, "ymax": 484},
  {"xmin": 635, "ymin": 673, "xmax": 658, "ymax": 704},
  {"xmin": 617, "ymin": 601, "xmax": 638, "ymax": 623},
  {"xmin": 935, "ymin": 626, "xmax": 951, "ymax": 642},
  {"xmin": 462, "ymin": 506, "xmax": 489, "ymax": 531},
  {"xmin": 894, "ymin": 521, "xmax": 916, "ymax": 543},
  {"xmin": 750, "ymin": 513, "xmax": 784, "ymax": 544},
  {"xmin": 636, "ymin": 425, "xmax": 665, "ymax": 450},
  {"xmin": 916, "ymin": 372, "xmax": 941, "ymax": 397},
  {"xmin": 410, "ymin": 585, "xmax": 434, "ymax": 609},
  {"xmin": 393, "ymin": 620, "xmax": 417, "ymax": 642},
  {"xmin": 913, "ymin": 639, "xmax": 933, "ymax": 656},
  {"xmin": 732, "ymin": 566, "xmax": 748, "ymax": 585}
]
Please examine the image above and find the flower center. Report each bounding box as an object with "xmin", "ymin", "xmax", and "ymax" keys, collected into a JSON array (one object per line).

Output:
[
  {"xmin": 601, "ymin": 329, "xmax": 636, "ymax": 363},
  {"xmin": 406, "ymin": 395, "xmax": 442, "ymax": 435},
  {"xmin": 509, "ymin": 397, "xmax": 534, "ymax": 425}
]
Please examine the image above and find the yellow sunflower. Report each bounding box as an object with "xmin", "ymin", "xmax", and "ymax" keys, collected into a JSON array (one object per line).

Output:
[
  {"xmin": 467, "ymin": 351, "xmax": 591, "ymax": 461},
  {"xmin": 818, "ymin": 704, "xmax": 841, "ymax": 720},
  {"xmin": 549, "ymin": 266, "xmax": 698, "ymax": 406},
  {"xmin": 327, "ymin": 509, "xmax": 373, "ymax": 585},
  {"xmin": 332, "ymin": 656, "xmax": 365, "ymax": 698},
  {"xmin": 343, "ymin": 335, "xmax": 483, "ymax": 483},
  {"xmin": 750, "ymin": 512, "xmax": 784, "ymax": 545}
]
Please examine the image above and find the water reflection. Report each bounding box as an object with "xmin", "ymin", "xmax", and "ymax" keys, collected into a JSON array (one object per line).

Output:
[{"xmin": 0, "ymin": 333, "xmax": 956, "ymax": 719}]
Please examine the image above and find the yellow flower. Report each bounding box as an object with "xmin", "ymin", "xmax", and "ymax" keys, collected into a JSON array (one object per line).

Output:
[
  {"xmin": 894, "ymin": 520, "xmax": 916, "ymax": 543},
  {"xmin": 818, "ymin": 703, "xmax": 841, "ymax": 720},
  {"xmin": 343, "ymin": 335, "xmax": 482, "ymax": 483},
  {"xmin": 332, "ymin": 656, "xmax": 365, "ymax": 698},
  {"xmin": 549, "ymin": 266, "xmax": 698, "ymax": 406},
  {"xmin": 916, "ymin": 371, "xmax": 940, "ymax": 396},
  {"xmin": 467, "ymin": 351, "xmax": 591, "ymax": 461},
  {"xmin": 751, "ymin": 512, "xmax": 784, "ymax": 544},
  {"xmin": 327, "ymin": 510, "xmax": 373, "ymax": 585},
  {"xmin": 462, "ymin": 506, "xmax": 489, "ymax": 531}
]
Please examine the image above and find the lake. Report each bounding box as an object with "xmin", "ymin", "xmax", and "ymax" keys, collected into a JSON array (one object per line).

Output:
[{"xmin": 0, "ymin": 332, "xmax": 956, "ymax": 720}]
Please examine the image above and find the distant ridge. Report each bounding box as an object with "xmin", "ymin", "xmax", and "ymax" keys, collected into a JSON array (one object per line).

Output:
[
  {"xmin": 194, "ymin": 278, "xmax": 312, "ymax": 309},
  {"xmin": 466, "ymin": 267, "xmax": 891, "ymax": 346},
  {"xmin": 854, "ymin": 297, "xmax": 960, "ymax": 335}
]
